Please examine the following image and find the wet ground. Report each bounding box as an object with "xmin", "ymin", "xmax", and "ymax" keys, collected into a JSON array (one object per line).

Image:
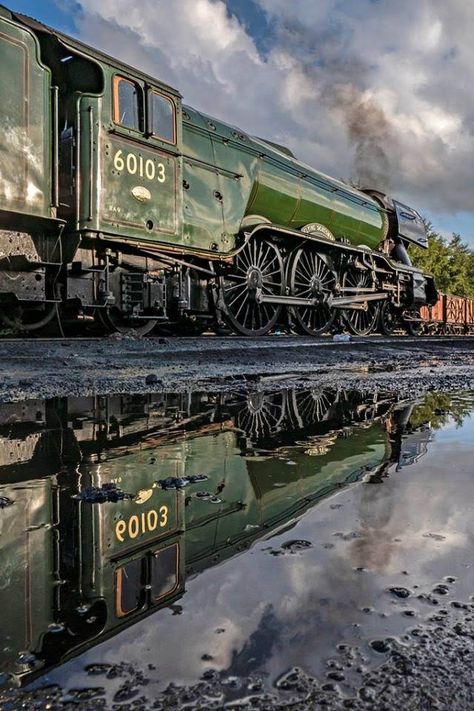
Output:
[
  {"xmin": 0, "ymin": 335, "xmax": 473, "ymax": 402},
  {"xmin": 1, "ymin": 386, "xmax": 474, "ymax": 709}
]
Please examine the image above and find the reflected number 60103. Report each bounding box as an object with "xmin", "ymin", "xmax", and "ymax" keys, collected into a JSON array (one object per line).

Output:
[{"xmin": 115, "ymin": 506, "xmax": 169, "ymax": 542}]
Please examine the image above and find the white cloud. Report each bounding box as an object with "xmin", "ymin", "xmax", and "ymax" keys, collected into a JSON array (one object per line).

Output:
[{"xmin": 69, "ymin": 0, "xmax": 474, "ymax": 240}]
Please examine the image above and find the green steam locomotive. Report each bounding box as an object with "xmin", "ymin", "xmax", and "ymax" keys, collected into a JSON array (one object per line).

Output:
[
  {"xmin": 0, "ymin": 5, "xmax": 436, "ymax": 337},
  {"xmin": 0, "ymin": 387, "xmax": 433, "ymax": 686}
]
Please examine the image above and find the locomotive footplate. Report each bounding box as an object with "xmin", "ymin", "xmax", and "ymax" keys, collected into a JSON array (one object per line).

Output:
[{"xmin": 67, "ymin": 263, "xmax": 166, "ymax": 317}]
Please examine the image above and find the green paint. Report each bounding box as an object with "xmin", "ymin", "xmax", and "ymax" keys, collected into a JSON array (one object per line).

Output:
[{"xmin": 0, "ymin": 14, "xmax": 52, "ymax": 223}]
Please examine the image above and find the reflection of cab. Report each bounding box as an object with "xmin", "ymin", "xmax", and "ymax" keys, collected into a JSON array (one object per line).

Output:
[
  {"xmin": 0, "ymin": 406, "xmax": 186, "ymax": 685},
  {"xmin": 49, "ymin": 446, "xmax": 186, "ymax": 677},
  {"xmin": 116, "ymin": 542, "xmax": 180, "ymax": 617}
]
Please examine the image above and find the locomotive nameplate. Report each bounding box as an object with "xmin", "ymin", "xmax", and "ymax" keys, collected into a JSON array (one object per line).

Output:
[{"xmin": 301, "ymin": 223, "xmax": 335, "ymax": 240}]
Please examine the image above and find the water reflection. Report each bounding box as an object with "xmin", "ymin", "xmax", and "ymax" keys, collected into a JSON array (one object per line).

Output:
[{"xmin": 0, "ymin": 388, "xmax": 471, "ymax": 688}]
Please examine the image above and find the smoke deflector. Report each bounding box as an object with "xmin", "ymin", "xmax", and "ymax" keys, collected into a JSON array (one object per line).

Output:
[{"xmin": 393, "ymin": 200, "xmax": 428, "ymax": 249}]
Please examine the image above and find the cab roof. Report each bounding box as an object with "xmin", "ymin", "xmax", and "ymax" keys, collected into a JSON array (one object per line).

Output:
[{"xmin": 2, "ymin": 4, "xmax": 181, "ymax": 99}]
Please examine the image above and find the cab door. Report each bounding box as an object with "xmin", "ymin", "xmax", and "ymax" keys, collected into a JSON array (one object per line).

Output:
[{"xmin": 95, "ymin": 72, "xmax": 183, "ymax": 246}]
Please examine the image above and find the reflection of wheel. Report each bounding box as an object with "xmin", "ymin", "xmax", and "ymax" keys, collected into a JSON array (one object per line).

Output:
[
  {"xmin": 290, "ymin": 389, "xmax": 334, "ymax": 429},
  {"xmin": 235, "ymin": 391, "xmax": 286, "ymax": 440},
  {"xmin": 0, "ymin": 304, "xmax": 57, "ymax": 333},
  {"xmin": 342, "ymin": 269, "xmax": 379, "ymax": 336},
  {"xmin": 219, "ymin": 239, "xmax": 284, "ymax": 336},
  {"xmin": 288, "ymin": 248, "xmax": 336, "ymax": 335},
  {"xmin": 404, "ymin": 307, "xmax": 423, "ymax": 336},
  {"xmin": 379, "ymin": 301, "xmax": 399, "ymax": 336},
  {"xmin": 95, "ymin": 307, "xmax": 157, "ymax": 337}
]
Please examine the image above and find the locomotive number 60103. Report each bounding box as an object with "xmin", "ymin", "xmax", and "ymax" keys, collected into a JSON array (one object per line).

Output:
[
  {"xmin": 115, "ymin": 506, "xmax": 169, "ymax": 543},
  {"xmin": 113, "ymin": 149, "xmax": 166, "ymax": 183}
]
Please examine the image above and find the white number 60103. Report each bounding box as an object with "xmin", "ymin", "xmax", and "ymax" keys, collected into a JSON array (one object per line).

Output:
[{"xmin": 113, "ymin": 149, "xmax": 166, "ymax": 183}]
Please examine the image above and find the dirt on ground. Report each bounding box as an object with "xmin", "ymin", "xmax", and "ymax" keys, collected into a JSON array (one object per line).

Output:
[
  {"xmin": 0, "ymin": 334, "xmax": 473, "ymax": 403},
  {"xmin": 2, "ymin": 593, "xmax": 474, "ymax": 710}
]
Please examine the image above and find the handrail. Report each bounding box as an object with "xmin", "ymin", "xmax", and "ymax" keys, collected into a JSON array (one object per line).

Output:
[
  {"xmin": 51, "ymin": 86, "xmax": 59, "ymax": 209},
  {"xmin": 88, "ymin": 105, "xmax": 94, "ymax": 222}
]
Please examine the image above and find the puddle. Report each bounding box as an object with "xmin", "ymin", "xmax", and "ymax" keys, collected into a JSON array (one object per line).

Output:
[{"xmin": 0, "ymin": 387, "xmax": 474, "ymax": 706}]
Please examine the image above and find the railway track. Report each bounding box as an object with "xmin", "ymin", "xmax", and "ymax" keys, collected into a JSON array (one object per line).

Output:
[
  {"xmin": 0, "ymin": 333, "xmax": 473, "ymax": 345},
  {"xmin": 1, "ymin": 333, "xmax": 473, "ymax": 405}
]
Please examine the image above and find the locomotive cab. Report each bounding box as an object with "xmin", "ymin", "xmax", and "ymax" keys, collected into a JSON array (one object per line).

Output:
[{"xmin": 10, "ymin": 12, "xmax": 183, "ymax": 246}]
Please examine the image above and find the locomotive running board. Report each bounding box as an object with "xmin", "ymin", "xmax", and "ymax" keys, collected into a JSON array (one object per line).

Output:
[{"xmin": 258, "ymin": 292, "xmax": 388, "ymax": 309}]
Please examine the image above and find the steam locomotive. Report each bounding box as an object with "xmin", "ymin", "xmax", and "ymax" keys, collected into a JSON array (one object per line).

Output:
[
  {"xmin": 0, "ymin": 5, "xmax": 438, "ymax": 337},
  {"xmin": 0, "ymin": 387, "xmax": 434, "ymax": 686}
]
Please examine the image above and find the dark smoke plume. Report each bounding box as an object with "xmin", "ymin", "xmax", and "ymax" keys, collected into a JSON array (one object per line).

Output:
[
  {"xmin": 277, "ymin": 19, "xmax": 398, "ymax": 191},
  {"xmin": 332, "ymin": 84, "xmax": 394, "ymax": 190}
]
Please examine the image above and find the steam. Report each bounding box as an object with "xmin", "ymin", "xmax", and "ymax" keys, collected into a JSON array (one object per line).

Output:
[
  {"xmin": 277, "ymin": 19, "xmax": 397, "ymax": 191},
  {"xmin": 333, "ymin": 87, "xmax": 395, "ymax": 191}
]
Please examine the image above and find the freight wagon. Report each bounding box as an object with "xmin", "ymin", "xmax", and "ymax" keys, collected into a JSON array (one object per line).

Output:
[{"xmin": 420, "ymin": 293, "xmax": 474, "ymax": 334}]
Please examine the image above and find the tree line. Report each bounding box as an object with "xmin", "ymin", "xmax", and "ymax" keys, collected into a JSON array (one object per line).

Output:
[{"xmin": 409, "ymin": 224, "xmax": 474, "ymax": 298}]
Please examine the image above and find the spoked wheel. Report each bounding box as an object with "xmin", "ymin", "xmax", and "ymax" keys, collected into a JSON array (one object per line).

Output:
[
  {"xmin": 0, "ymin": 303, "xmax": 57, "ymax": 333},
  {"xmin": 379, "ymin": 301, "xmax": 399, "ymax": 336},
  {"xmin": 219, "ymin": 238, "xmax": 284, "ymax": 336},
  {"xmin": 95, "ymin": 307, "xmax": 158, "ymax": 337},
  {"xmin": 290, "ymin": 388, "xmax": 334, "ymax": 429},
  {"xmin": 342, "ymin": 269, "xmax": 380, "ymax": 336},
  {"xmin": 234, "ymin": 391, "xmax": 286, "ymax": 441},
  {"xmin": 288, "ymin": 247, "xmax": 336, "ymax": 335},
  {"xmin": 403, "ymin": 307, "xmax": 423, "ymax": 336}
]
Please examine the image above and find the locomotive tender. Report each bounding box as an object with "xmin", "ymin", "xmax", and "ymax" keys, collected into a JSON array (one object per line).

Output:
[{"xmin": 0, "ymin": 5, "xmax": 437, "ymax": 336}]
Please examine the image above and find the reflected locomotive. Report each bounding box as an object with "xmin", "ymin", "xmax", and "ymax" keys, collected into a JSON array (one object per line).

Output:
[
  {"xmin": 0, "ymin": 386, "xmax": 442, "ymax": 686},
  {"xmin": 0, "ymin": 5, "xmax": 438, "ymax": 337}
]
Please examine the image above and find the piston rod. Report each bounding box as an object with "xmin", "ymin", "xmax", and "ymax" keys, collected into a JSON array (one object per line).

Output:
[{"xmin": 257, "ymin": 291, "xmax": 388, "ymax": 309}]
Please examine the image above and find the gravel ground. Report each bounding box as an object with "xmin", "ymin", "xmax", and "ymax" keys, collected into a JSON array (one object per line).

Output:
[
  {"xmin": 2, "ymin": 335, "xmax": 474, "ymax": 710},
  {"xmin": 0, "ymin": 334, "xmax": 473, "ymax": 402},
  {"xmin": 2, "ymin": 594, "xmax": 474, "ymax": 710}
]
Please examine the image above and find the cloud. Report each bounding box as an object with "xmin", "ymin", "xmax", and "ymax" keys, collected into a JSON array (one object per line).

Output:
[{"xmin": 68, "ymin": 0, "xmax": 474, "ymax": 237}]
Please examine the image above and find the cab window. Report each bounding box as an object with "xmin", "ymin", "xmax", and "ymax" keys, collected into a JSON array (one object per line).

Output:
[
  {"xmin": 113, "ymin": 76, "xmax": 143, "ymax": 131},
  {"xmin": 151, "ymin": 91, "xmax": 175, "ymax": 144},
  {"xmin": 151, "ymin": 544, "xmax": 179, "ymax": 602},
  {"xmin": 115, "ymin": 558, "xmax": 144, "ymax": 617}
]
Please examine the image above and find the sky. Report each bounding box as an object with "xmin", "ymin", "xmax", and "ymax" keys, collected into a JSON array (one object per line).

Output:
[{"xmin": 8, "ymin": 0, "xmax": 474, "ymax": 246}]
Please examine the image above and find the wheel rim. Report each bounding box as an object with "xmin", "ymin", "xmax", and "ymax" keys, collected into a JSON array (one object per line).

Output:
[
  {"xmin": 380, "ymin": 302, "xmax": 398, "ymax": 336},
  {"xmin": 96, "ymin": 307, "xmax": 157, "ymax": 337},
  {"xmin": 404, "ymin": 307, "xmax": 423, "ymax": 336},
  {"xmin": 291, "ymin": 388, "xmax": 334, "ymax": 428},
  {"xmin": 0, "ymin": 304, "xmax": 57, "ymax": 332},
  {"xmin": 289, "ymin": 248, "xmax": 336, "ymax": 335},
  {"xmin": 220, "ymin": 239, "xmax": 284, "ymax": 336},
  {"xmin": 234, "ymin": 391, "xmax": 286, "ymax": 440},
  {"xmin": 342, "ymin": 270, "xmax": 379, "ymax": 336}
]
